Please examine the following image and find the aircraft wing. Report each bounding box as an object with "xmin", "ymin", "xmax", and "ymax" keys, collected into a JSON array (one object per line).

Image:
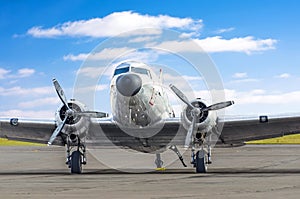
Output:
[
  {"xmin": 219, "ymin": 115, "xmax": 300, "ymax": 145},
  {"xmin": 1, "ymin": 115, "xmax": 300, "ymax": 147},
  {"xmin": 0, "ymin": 118, "xmax": 65, "ymax": 146}
]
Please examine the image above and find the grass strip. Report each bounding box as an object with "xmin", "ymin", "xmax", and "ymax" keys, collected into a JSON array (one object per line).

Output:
[
  {"xmin": 247, "ymin": 134, "xmax": 300, "ymax": 144},
  {"xmin": 0, "ymin": 138, "xmax": 45, "ymax": 146}
]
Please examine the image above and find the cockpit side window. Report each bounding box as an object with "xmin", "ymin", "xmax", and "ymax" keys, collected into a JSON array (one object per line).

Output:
[
  {"xmin": 113, "ymin": 67, "xmax": 129, "ymax": 76},
  {"xmin": 131, "ymin": 67, "xmax": 147, "ymax": 75},
  {"xmin": 131, "ymin": 67, "xmax": 152, "ymax": 79}
]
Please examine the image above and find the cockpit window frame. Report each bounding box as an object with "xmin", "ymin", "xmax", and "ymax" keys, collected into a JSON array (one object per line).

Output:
[{"xmin": 113, "ymin": 64, "xmax": 153, "ymax": 79}]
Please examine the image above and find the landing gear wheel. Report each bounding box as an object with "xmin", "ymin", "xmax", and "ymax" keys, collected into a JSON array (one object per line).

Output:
[
  {"xmin": 71, "ymin": 151, "xmax": 82, "ymax": 174},
  {"xmin": 195, "ymin": 150, "xmax": 207, "ymax": 173}
]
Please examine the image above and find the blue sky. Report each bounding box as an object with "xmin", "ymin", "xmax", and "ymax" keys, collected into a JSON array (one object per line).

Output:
[{"xmin": 1, "ymin": 0, "xmax": 300, "ymax": 118}]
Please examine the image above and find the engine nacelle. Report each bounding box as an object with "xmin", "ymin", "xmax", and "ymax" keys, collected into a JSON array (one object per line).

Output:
[
  {"xmin": 55, "ymin": 99, "xmax": 90, "ymax": 139},
  {"xmin": 181, "ymin": 99, "xmax": 216, "ymax": 131}
]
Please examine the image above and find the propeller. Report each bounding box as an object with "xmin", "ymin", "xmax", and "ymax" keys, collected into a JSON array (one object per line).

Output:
[
  {"xmin": 169, "ymin": 84, "xmax": 234, "ymax": 147},
  {"xmin": 53, "ymin": 79, "xmax": 70, "ymax": 110},
  {"xmin": 48, "ymin": 79, "xmax": 108, "ymax": 145},
  {"xmin": 185, "ymin": 111, "xmax": 198, "ymax": 148},
  {"xmin": 202, "ymin": 101, "xmax": 234, "ymax": 112},
  {"xmin": 169, "ymin": 84, "xmax": 194, "ymax": 109},
  {"xmin": 48, "ymin": 117, "xmax": 67, "ymax": 146}
]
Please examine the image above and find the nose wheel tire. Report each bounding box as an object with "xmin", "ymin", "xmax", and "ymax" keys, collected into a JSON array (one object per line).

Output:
[
  {"xmin": 195, "ymin": 150, "xmax": 207, "ymax": 173},
  {"xmin": 71, "ymin": 151, "xmax": 82, "ymax": 174}
]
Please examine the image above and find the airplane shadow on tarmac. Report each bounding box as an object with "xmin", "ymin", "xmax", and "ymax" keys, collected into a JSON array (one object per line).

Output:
[{"xmin": 0, "ymin": 168, "xmax": 300, "ymax": 175}]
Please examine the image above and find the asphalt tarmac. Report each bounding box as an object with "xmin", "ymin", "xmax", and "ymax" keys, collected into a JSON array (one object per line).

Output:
[{"xmin": 0, "ymin": 145, "xmax": 299, "ymax": 199}]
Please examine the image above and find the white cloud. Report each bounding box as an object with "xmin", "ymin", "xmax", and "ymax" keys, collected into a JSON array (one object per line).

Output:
[
  {"xmin": 27, "ymin": 11, "xmax": 203, "ymax": 38},
  {"xmin": 114, "ymin": 50, "xmax": 160, "ymax": 64},
  {"xmin": 96, "ymin": 84, "xmax": 108, "ymax": 91},
  {"xmin": 182, "ymin": 75, "xmax": 203, "ymax": 81},
  {"xmin": 16, "ymin": 68, "xmax": 35, "ymax": 78},
  {"xmin": 63, "ymin": 53, "xmax": 89, "ymax": 61},
  {"xmin": 65, "ymin": 47, "xmax": 161, "ymax": 64},
  {"xmin": 63, "ymin": 47, "xmax": 132, "ymax": 61},
  {"xmin": 0, "ymin": 68, "xmax": 10, "ymax": 79},
  {"xmin": 163, "ymin": 73, "xmax": 202, "ymax": 83},
  {"xmin": 225, "ymin": 89, "xmax": 300, "ymax": 105},
  {"xmin": 249, "ymin": 89, "xmax": 266, "ymax": 95},
  {"xmin": 230, "ymin": 72, "xmax": 260, "ymax": 83},
  {"xmin": 232, "ymin": 72, "xmax": 247, "ymax": 78},
  {"xmin": 75, "ymin": 84, "xmax": 109, "ymax": 94},
  {"xmin": 28, "ymin": 26, "xmax": 61, "ymax": 38},
  {"xmin": 76, "ymin": 66, "xmax": 114, "ymax": 78},
  {"xmin": 0, "ymin": 67, "xmax": 35, "ymax": 79},
  {"xmin": 74, "ymin": 50, "xmax": 161, "ymax": 78},
  {"xmin": 0, "ymin": 86, "xmax": 53, "ymax": 96},
  {"xmin": 128, "ymin": 36, "xmax": 159, "ymax": 43},
  {"xmin": 152, "ymin": 36, "xmax": 277, "ymax": 54},
  {"xmin": 195, "ymin": 36, "xmax": 277, "ymax": 54},
  {"xmin": 229, "ymin": 78, "xmax": 260, "ymax": 83},
  {"xmin": 179, "ymin": 32, "xmax": 200, "ymax": 39},
  {"xmin": 64, "ymin": 35, "xmax": 277, "ymax": 64},
  {"xmin": 214, "ymin": 27, "xmax": 235, "ymax": 34},
  {"xmin": 0, "ymin": 109, "xmax": 54, "ymax": 119},
  {"xmin": 163, "ymin": 73, "xmax": 205, "ymax": 101},
  {"xmin": 150, "ymin": 40, "xmax": 202, "ymax": 52},
  {"xmin": 275, "ymin": 73, "xmax": 290, "ymax": 79},
  {"xmin": 18, "ymin": 97, "xmax": 60, "ymax": 109},
  {"xmin": 65, "ymin": 37, "xmax": 277, "ymax": 59}
]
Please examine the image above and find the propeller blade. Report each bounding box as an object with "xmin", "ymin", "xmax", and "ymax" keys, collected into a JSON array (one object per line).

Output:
[
  {"xmin": 53, "ymin": 78, "xmax": 70, "ymax": 110},
  {"xmin": 169, "ymin": 84, "xmax": 194, "ymax": 109},
  {"xmin": 75, "ymin": 111, "xmax": 109, "ymax": 118},
  {"xmin": 184, "ymin": 115, "xmax": 197, "ymax": 148},
  {"xmin": 202, "ymin": 101, "xmax": 234, "ymax": 112},
  {"xmin": 48, "ymin": 117, "xmax": 67, "ymax": 146}
]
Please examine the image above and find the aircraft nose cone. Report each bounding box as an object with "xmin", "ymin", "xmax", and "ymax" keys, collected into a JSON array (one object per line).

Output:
[{"xmin": 116, "ymin": 74, "xmax": 142, "ymax": 96}]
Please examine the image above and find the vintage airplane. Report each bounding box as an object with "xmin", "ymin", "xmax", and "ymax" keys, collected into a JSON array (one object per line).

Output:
[{"xmin": 1, "ymin": 61, "xmax": 300, "ymax": 174}]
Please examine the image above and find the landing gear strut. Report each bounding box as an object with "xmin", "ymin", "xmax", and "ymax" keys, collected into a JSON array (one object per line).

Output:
[
  {"xmin": 155, "ymin": 153, "xmax": 163, "ymax": 168},
  {"xmin": 169, "ymin": 145, "xmax": 187, "ymax": 167},
  {"xmin": 66, "ymin": 137, "xmax": 86, "ymax": 174},
  {"xmin": 190, "ymin": 133, "xmax": 212, "ymax": 173},
  {"xmin": 155, "ymin": 145, "xmax": 187, "ymax": 169}
]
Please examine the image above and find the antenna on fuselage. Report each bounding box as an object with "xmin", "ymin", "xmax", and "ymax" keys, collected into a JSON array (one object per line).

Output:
[{"xmin": 159, "ymin": 68, "xmax": 163, "ymax": 84}]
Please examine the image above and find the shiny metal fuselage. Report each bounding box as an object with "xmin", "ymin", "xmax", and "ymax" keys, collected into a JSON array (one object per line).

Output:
[{"xmin": 110, "ymin": 62, "xmax": 174, "ymax": 128}]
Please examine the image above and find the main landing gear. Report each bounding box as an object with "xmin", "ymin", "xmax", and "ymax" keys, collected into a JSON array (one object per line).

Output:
[
  {"xmin": 154, "ymin": 139, "xmax": 212, "ymax": 173},
  {"xmin": 66, "ymin": 137, "xmax": 87, "ymax": 174},
  {"xmin": 190, "ymin": 133, "xmax": 212, "ymax": 173},
  {"xmin": 155, "ymin": 145, "xmax": 187, "ymax": 169}
]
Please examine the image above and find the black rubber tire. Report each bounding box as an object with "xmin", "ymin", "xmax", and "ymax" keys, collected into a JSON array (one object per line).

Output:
[
  {"xmin": 71, "ymin": 151, "xmax": 82, "ymax": 174},
  {"xmin": 195, "ymin": 150, "xmax": 207, "ymax": 173}
]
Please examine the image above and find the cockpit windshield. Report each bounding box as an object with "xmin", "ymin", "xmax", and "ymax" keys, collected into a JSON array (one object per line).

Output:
[
  {"xmin": 113, "ymin": 63, "xmax": 152, "ymax": 79},
  {"xmin": 113, "ymin": 66, "xmax": 129, "ymax": 76}
]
